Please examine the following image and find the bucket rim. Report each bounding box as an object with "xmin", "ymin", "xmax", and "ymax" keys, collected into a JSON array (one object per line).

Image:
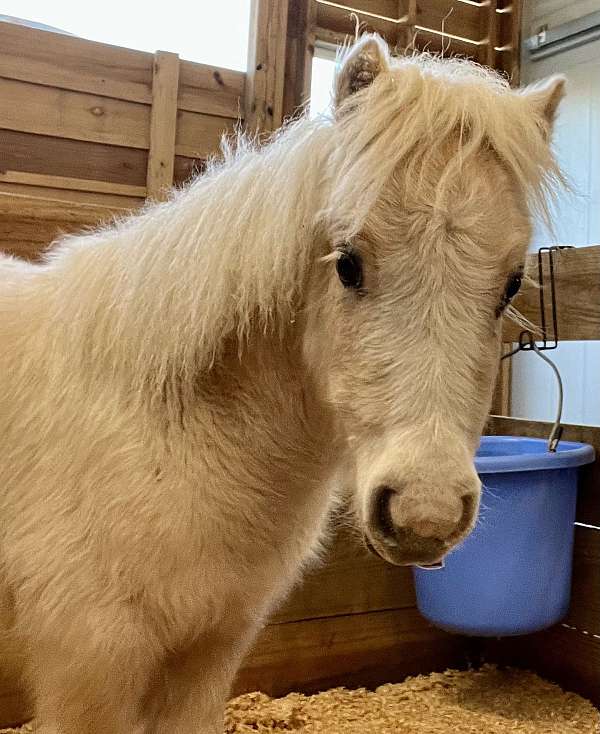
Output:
[{"xmin": 476, "ymin": 435, "xmax": 596, "ymax": 474}]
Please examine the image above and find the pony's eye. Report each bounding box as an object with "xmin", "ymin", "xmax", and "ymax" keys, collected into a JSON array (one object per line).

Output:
[
  {"xmin": 505, "ymin": 273, "xmax": 522, "ymax": 301},
  {"xmin": 496, "ymin": 269, "xmax": 523, "ymax": 317},
  {"xmin": 336, "ymin": 251, "xmax": 363, "ymax": 289}
]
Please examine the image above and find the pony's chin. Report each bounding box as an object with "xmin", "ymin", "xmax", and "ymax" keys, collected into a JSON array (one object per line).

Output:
[{"xmin": 363, "ymin": 534, "xmax": 446, "ymax": 567}]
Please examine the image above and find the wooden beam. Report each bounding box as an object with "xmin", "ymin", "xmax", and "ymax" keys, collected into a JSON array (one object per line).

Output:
[
  {"xmin": 0, "ymin": 77, "xmax": 150, "ymax": 150},
  {"xmin": 0, "ymin": 183, "xmax": 143, "ymax": 213},
  {"xmin": 568, "ymin": 526, "xmax": 600, "ymax": 635},
  {"xmin": 0, "ymin": 171, "xmax": 147, "ymax": 198},
  {"xmin": 235, "ymin": 607, "xmax": 466, "ymax": 697},
  {"xmin": 485, "ymin": 0, "xmax": 498, "ymax": 68},
  {"xmin": 0, "ymin": 129, "xmax": 148, "ymax": 188},
  {"xmin": 272, "ymin": 522, "xmax": 415, "ymax": 624},
  {"xmin": 510, "ymin": 0, "xmax": 523, "ymax": 85},
  {"xmin": 0, "ymin": 23, "xmax": 244, "ymax": 118},
  {"xmin": 282, "ymin": 0, "xmax": 318, "ymax": 120},
  {"xmin": 503, "ymin": 245, "xmax": 600, "ymax": 343},
  {"xmin": 245, "ymin": 0, "xmax": 290, "ymax": 133},
  {"xmin": 405, "ymin": 0, "xmax": 418, "ymax": 49},
  {"xmin": 146, "ymin": 51, "xmax": 180, "ymax": 201},
  {"xmin": 175, "ymin": 111, "xmax": 237, "ymax": 159},
  {"xmin": 482, "ymin": 625, "xmax": 600, "ymax": 708},
  {"xmin": 490, "ymin": 343, "xmax": 512, "ymax": 416},
  {"xmin": 0, "ymin": 191, "xmax": 128, "ymax": 225}
]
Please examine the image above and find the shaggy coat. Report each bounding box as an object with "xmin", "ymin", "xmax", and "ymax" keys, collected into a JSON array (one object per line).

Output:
[{"xmin": 0, "ymin": 35, "xmax": 564, "ymax": 734}]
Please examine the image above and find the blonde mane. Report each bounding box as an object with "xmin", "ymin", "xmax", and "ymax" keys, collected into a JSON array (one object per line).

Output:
[
  {"xmin": 11, "ymin": 50, "xmax": 561, "ymax": 403},
  {"xmin": 0, "ymin": 42, "xmax": 568, "ymax": 730}
]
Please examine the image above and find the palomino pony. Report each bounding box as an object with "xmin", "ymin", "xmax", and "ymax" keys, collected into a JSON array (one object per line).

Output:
[{"xmin": 0, "ymin": 34, "xmax": 564, "ymax": 734}]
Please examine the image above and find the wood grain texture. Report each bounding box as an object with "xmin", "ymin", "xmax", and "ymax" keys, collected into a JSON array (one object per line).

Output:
[
  {"xmin": 0, "ymin": 20, "xmax": 244, "ymax": 118},
  {"xmin": 0, "ymin": 182, "xmax": 143, "ymax": 213},
  {"xmin": 0, "ymin": 217, "xmax": 90, "ymax": 261},
  {"xmin": 490, "ymin": 344, "xmax": 512, "ymax": 417},
  {"xmin": 486, "ymin": 416, "xmax": 600, "ymax": 526},
  {"xmin": 509, "ymin": 0, "xmax": 523, "ymax": 85},
  {"xmin": 0, "ymin": 77, "xmax": 150, "ymax": 149},
  {"xmin": 282, "ymin": 0, "xmax": 317, "ymax": 120},
  {"xmin": 0, "ymin": 171, "xmax": 147, "ymax": 198},
  {"xmin": 313, "ymin": 0, "xmax": 520, "ymax": 76},
  {"xmin": 178, "ymin": 60, "xmax": 244, "ymax": 119},
  {"xmin": 485, "ymin": 0, "xmax": 498, "ymax": 68},
  {"xmin": 245, "ymin": 0, "xmax": 289, "ymax": 132},
  {"xmin": 272, "ymin": 523, "xmax": 415, "ymax": 624},
  {"xmin": 0, "ymin": 130, "xmax": 148, "ymax": 187},
  {"xmin": 0, "ymin": 49, "xmax": 151, "ymax": 105},
  {"xmin": 503, "ymin": 245, "xmax": 600, "ymax": 343},
  {"xmin": 0, "ymin": 19, "xmax": 152, "ymax": 94},
  {"xmin": 146, "ymin": 52, "xmax": 180, "ymax": 200},
  {"xmin": 482, "ymin": 624, "xmax": 600, "ymax": 708},
  {"xmin": 0, "ymin": 190, "xmax": 133, "ymax": 225},
  {"xmin": 567, "ymin": 526, "xmax": 600, "ymax": 636},
  {"xmin": 235, "ymin": 607, "xmax": 466, "ymax": 697},
  {"xmin": 175, "ymin": 111, "xmax": 237, "ymax": 159}
]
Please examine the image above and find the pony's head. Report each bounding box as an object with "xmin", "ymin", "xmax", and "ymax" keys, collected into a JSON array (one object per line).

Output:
[{"xmin": 304, "ymin": 35, "xmax": 565, "ymax": 566}]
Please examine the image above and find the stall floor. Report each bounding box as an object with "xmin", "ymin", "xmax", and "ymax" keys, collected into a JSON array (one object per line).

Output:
[{"xmin": 3, "ymin": 665, "xmax": 598, "ymax": 733}]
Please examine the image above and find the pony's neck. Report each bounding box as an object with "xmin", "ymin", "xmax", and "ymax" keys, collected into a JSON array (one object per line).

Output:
[{"xmin": 52, "ymin": 118, "xmax": 332, "ymax": 396}]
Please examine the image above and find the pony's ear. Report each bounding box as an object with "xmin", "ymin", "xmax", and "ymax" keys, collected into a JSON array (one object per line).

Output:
[
  {"xmin": 521, "ymin": 75, "xmax": 566, "ymax": 132},
  {"xmin": 334, "ymin": 34, "xmax": 390, "ymax": 110}
]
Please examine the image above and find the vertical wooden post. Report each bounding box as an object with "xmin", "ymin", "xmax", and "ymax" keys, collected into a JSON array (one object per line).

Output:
[
  {"xmin": 486, "ymin": 0, "xmax": 498, "ymax": 69},
  {"xmin": 404, "ymin": 0, "xmax": 418, "ymax": 51},
  {"xmin": 245, "ymin": 0, "xmax": 290, "ymax": 134},
  {"xmin": 510, "ymin": 0, "xmax": 523, "ymax": 85},
  {"xmin": 491, "ymin": 343, "xmax": 513, "ymax": 416},
  {"xmin": 282, "ymin": 0, "xmax": 318, "ymax": 120},
  {"xmin": 146, "ymin": 50, "xmax": 180, "ymax": 201}
]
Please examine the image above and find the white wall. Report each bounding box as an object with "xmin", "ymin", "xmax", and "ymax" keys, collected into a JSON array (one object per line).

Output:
[{"xmin": 511, "ymin": 1, "xmax": 600, "ymax": 426}]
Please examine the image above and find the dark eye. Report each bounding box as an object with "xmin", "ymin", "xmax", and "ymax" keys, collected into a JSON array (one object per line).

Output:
[
  {"xmin": 336, "ymin": 250, "xmax": 363, "ymax": 289},
  {"xmin": 496, "ymin": 268, "xmax": 523, "ymax": 317},
  {"xmin": 505, "ymin": 273, "xmax": 522, "ymax": 300}
]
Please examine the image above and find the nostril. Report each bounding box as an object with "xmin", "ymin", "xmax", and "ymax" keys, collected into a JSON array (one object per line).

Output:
[{"xmin": 375, "ymin": 486, "xmax": 397, "ymax": 539}]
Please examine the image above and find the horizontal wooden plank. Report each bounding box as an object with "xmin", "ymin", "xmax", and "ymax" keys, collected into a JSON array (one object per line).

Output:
[
  {"xmin": 0, "ymin": 129, "xmax": 148, "ymax": 187},
  {"xmin": 0, "ymin": 20, "xmax": 152, "ymax": 89},
  {"xmin": 315, "ymin": 0, "xmax": 485, "ymax": 49},
  {"xmin": 0, "ymin": 77, "xmax": 150, "ymax": 150},
  {"xmin": 173, "ymin": 156, "xmax": 206, "ymax": 186},
  {"xmin": 0, "ymin": 171, "xmax": 147, "ymax": 198},
  {"xmin": 235, "ymin": 607, "xmax": 466, "ymax": 697},
  {"xmin": 0, "ymin": 182, "xmax": 143, "ymax": 213},
  {"xmin": 486, "ymin": 416, "xmax": 600, "ymax": 526},
  {"xmin": 0, "ymin": 217, "xmax": 92, "ymax": 261},
  {"xmin": 416, "ymin": 0, "xmax": 483, "ymax": 45},
  {"xmin": 179, "ymin": 60, "xmax": 244, "ymax": 119},
  {"xmin": 175, "ymin": 110, "xmax": 237, "ymax": 158},
  {"xmin": 504, "ymin": 245, "xmax": 600, "ymax": 343},
  {"xmin": 316, "ymin": 3, "xmax": 400, "ymax": 44},
  {"xmin": 0, "ymin": 22, "xmax": 244, "ymax": 119},
  {"xmin": 567, "ymin": 526, "xmax": 600, "ymax": 636},
  {"xmin": 482, "ymin": 624, "xmax": 600, "ymax": 708},
  {"xmin": 0, "ymin": 50, "xmax": 151, "ymax": 105},
  {"xmin": 0, "ymin": 129, "xmax": 202, "ymax": 190},
  {"xmin": 272, "ymin": 524, "xmax": 415, "ymax": 624}
]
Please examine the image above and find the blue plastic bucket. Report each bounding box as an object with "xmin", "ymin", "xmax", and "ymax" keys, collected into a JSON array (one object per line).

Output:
[{"xmin": 413, "ymin": 435, "xmax": 595, "ymax": 637}]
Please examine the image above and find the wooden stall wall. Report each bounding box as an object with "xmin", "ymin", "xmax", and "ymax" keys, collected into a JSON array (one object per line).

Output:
[
  {"xmin": 482, "ymin": 244, "xmax": 600, "ymax": 707},
  {"xmin": 281, "ymin": 0, "xmax": 523, "ymax": 134},
  {"xmin": 0, "ymin": 20, "xmax": 244, "ymax": 261},
  {"xmin": 234, "ymin": 521, "xmax": 467, "ymax": 697}
]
